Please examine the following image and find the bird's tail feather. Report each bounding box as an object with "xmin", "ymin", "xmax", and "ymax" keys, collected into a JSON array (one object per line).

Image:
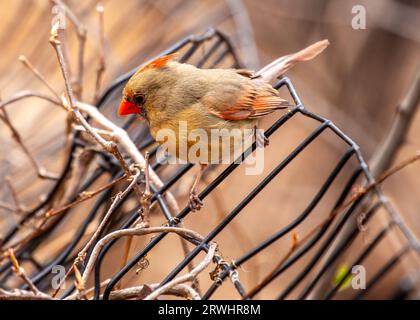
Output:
[{"xmin": 256, "ymin": 39, "xmax": 330, "ymax": 83}]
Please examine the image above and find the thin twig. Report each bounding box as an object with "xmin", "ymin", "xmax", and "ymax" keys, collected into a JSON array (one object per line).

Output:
[
  {"xmin": 5, "ymin": 177, "xmax": 24, "ymax": 214},
  {"xmin": 305, "ymin": 152, "xmax": 420, "ymax": 252},
  {"xmin": 116, "ymin": 152, "xmax": 152, "ymax": 288},
  {"xmin": 141, "ymin": 151, "xmax": 152, "ymax": 225},
  {"xmin": 144, "ymin": 242, "xmax": 217, "ymax": 300},
  {"xmin": 0, "ymin": 288, "xmax": 53, "ymax": 300},
  {"xmin": 0, "ymin": 201, "xmax": 16, "ymax": 212},
  {"xmin": 18, "ymin": 52, "xmax": 75, "ymax": 151},
  {"xmin": 76, "ymin": 101, "xmax": 181, "ymax": 215},
  {"xmin": 50, "ymin": 23, "xmax": 104, "ymax": 147},
  {"xmin": 0, "ymin": 91, "xmax": 62, "ymax": 111},
  {"xmin": 116, "ymin": 235, "xmax": 133, "ymax": 290},
  {"xmin": 76, "ymin": 168, "xmax": 140, "ymax": 264},
  {"xmin": 51, "ymin": 0, "xmax": 87, "ymax": 99},
  {"xmin": 108, "ymin": 283, "xmax": 200, "ymax": 300},
  {"xmin": 226, "ymin": 0, "xmax": 259, "ymax": 69},
  {"xmin": 0, "ymin": 149, "xmax": 94, "ymax": 259},
  {"xmin": 65, "ymin": 278, "xmax": 110, "ymax": 300},
  {"xmin": 81, "ymin": 226, "xmax": 206, "ymax": 288},
  {"xmin": 93, "ymin": 2, "xmax": 106, "ymax": 103},
  {"xmin": 73, "ymin": 264, "xmax": 85, "ymax": 296},
  {"xmin": 370, "ymin": 67, "xmax": 420, "ymax": 177},
  {"xmin": 73, "ymin": 124, "xmax": 114, "ymax": 137},
  {"xmin": 244, "ymin": 232, "xmax": 300, "ymax": 298},
  {"xmin": 44, "ymin": 173, "xmax": 127, "ymax": 219},
  {"xmin": 19, "ymin": 55, "xmax": 60, "ymax": 100},
  {"xmin": 50, "ymin": 22, "xmax": 143, "ymax": 203},
  {"xmin": 7, "ymin": 249, "xmax": 43, "ymax": 295},
  {"xmin": 0, "ymin": 106, "xmax": 59, "ymax": 180},
  {"xmin": 51, "ymin": 169, "xmax": 141, "ymax": 296}
]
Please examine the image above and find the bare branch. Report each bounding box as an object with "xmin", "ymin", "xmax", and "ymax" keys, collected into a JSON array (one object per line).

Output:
[
  {"xmin": 7, "ymin": 248, "xmax": 43, "ymax": 295},
  {"xmin": 73, "ymin": 264, "xmax": 85, "ymax": 295},
  {"xmin": 50, "ymin": 22, "xmax": 143, "ymax": 202},
  {"xmin": 73, "ymin": 124, "xmax": 114, "ymax": 137},
  {"xmin": 44, "ymin": 173, "xmax": 127, "ymax": 219},
  {"xmin": 81, "ymin": 226, "xmax": 206, "ymax": 288},
  {"xmin": 370, "ymin": 67, "xmax": 420, "ymax": 177},
  {"xmin": 0, "ymin": 288, "xmax": 53, "ymax": 300},
  {"xmin": 109, "ymin": 283, "xmax": 201, "ymax": 300},
  {"xmin": 76, "ymin": 101, "xmax": 181, "ymax": 216},
  {"xmin": 1, "ymin": 106, "xmax": 59, "ymax": 180},
  {"xmin": 51, "ymin": 0, "xmax": 87, "ymax": 99},
  {"xmin": 144, "ymin": 242, "xmax": 217, "ymax": 300},
  {"xmin": 0, "ymin": 201, "xmax": 16, "ymax": 212},
  {"xmin": 19, "ymin": 55, "xmax": 60, "ymax": 100},
  {"xmin": 76, "ymin": 168, "xmax": 141, "ymax": 263},
  {"xmin": 51, "ymin": 0, "xmax": 86, "ymax": 37},
  {"xmin": 5, "ymin": 177, "xmax": 24, "ymax": 214},
  {"xmin": 0, "ymin": 91, "xmax": 62, "ymax": 111},
  {"xmin": 0, "ymin": 149, "xmax": 94, "ymax": 259},
  {"xmin": 65, "ymin": 279, "xmax": 110, "ymax": 300},
  {"xmin": 116, "ymin": 152, "xmax": 152, "ymax": 289},
  {"xmin": 93, "ymin": 2, "xmax": 106, "ymax": 103},
  {"xmin": 51, "ymin": 169, "xmax": 141, "ymax": 296},
  {"xmin": 141, "ymin": 152, "xmax": 152, "ymax": 224},
  {"xmin": 226, "ymin": 0, "xmax": 259, "ymax": 69}
]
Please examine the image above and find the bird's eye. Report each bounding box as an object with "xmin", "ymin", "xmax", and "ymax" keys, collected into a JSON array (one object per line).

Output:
[{"xmin": 133, "ymin": 94, "xmax": 145, "ymax": 105}]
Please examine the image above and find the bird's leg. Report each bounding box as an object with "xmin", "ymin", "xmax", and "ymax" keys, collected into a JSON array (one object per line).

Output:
[
  {"xmin": 254, "ymin": 126, "xmax": 269, "ymax": 148},
  {"xmin": 188, "ymin": 164, "xmax": 208, "ymax": 211}
]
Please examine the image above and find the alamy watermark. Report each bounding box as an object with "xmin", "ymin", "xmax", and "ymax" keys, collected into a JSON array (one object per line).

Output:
[
  {"xmin": 51, "ymin": 264, "xmax": 66, "ymax": 289},
  {"xmin": 351, "ymin": 265, "xmax": 366, "ymax": 290},
  {"xmin": 352, "ymin": 5, "xmax": 367, "ymax": 30}
]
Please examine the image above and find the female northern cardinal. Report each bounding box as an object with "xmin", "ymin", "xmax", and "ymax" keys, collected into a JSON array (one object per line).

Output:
[{"xmin": 118, "ymin": 39, "xmax": 329, "ymax": 211}]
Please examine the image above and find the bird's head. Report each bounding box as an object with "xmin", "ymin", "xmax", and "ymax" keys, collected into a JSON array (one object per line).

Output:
[{"xmin": 118, "ymin": 54, "xmax": 177, "ymax": 118}]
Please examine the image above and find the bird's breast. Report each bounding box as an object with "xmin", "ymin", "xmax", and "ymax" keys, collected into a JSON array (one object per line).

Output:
[{"xmin": 150, "ymin": 115, "xmax": 257, "ymax": 164}]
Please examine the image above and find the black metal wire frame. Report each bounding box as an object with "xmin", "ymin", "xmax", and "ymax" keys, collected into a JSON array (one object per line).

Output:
[{"xmin": 1, "ymin": 28, "xmax": 419, "ymax": 300}]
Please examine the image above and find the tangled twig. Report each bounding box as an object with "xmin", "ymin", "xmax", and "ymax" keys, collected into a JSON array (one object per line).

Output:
[
  {"xmin": 144, "ymin": 242, "xmax": 217, "ymax": 300},
  {"xmin": 6, "ymin": 249, "xmax": 43, "ymax": 296},
  {"xmin": 81, "ymin": 226, "xmax": 206, "ymax": 289}
]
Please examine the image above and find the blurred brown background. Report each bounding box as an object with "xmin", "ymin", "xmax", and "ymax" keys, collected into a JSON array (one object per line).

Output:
[{"xmin": 0, "ymin": 0, "xmax": 419, "ymax": 299}]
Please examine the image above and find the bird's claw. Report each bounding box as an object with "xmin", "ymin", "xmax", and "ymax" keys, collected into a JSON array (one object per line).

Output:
[{"xmin": 189, "ymin": 192, "xmax": 203, "ymax": 212}]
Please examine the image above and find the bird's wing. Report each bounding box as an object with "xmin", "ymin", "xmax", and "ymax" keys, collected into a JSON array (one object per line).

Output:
[
  {"xmin": 233, "ymin": 69, "xmax": 255, "ymax": 78},
  {"xmin": 203, "ymin": 78, "xmax": 290, "ymax": 121}
]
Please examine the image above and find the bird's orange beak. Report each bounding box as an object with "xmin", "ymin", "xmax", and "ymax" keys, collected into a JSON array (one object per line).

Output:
[{"xmin": 118, "ymin": 98, "xmax": 141, "ymax": 116}]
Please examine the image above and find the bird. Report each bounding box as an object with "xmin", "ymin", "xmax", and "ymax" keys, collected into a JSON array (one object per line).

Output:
[{"xmin": 118, "ymin": 39, "xmax": 329, "ymax": 211}]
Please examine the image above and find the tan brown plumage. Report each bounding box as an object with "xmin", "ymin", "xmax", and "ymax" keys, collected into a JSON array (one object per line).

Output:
[{"xmin": 118, "ymin": 39, "xmax": 329, "ymax": 210}]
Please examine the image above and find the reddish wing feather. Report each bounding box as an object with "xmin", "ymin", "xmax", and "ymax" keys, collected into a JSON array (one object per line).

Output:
[{"xmin": 206, "ymin": 82, "xmax": 290, "ymax": 121}]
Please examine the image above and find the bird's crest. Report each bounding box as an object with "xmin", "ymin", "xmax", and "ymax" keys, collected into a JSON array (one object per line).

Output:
[{"xmin": 139, "ymin": 53, "xmax": 178, "ymax": 73}]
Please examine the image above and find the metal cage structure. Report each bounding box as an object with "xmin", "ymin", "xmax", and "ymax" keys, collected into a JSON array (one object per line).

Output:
[{"xmin": 1, "ymin": 28, "xmax": 419, "ymax": 300}]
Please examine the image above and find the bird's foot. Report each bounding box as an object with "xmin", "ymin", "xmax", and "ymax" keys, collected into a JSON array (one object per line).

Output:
[
  {"xmin": 189, "ymin": 192, "xmax": 203, "ymax": 212},
  {"xmin": 255, "ymin": 129, "xmax": 269, "ymax": 148}
]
